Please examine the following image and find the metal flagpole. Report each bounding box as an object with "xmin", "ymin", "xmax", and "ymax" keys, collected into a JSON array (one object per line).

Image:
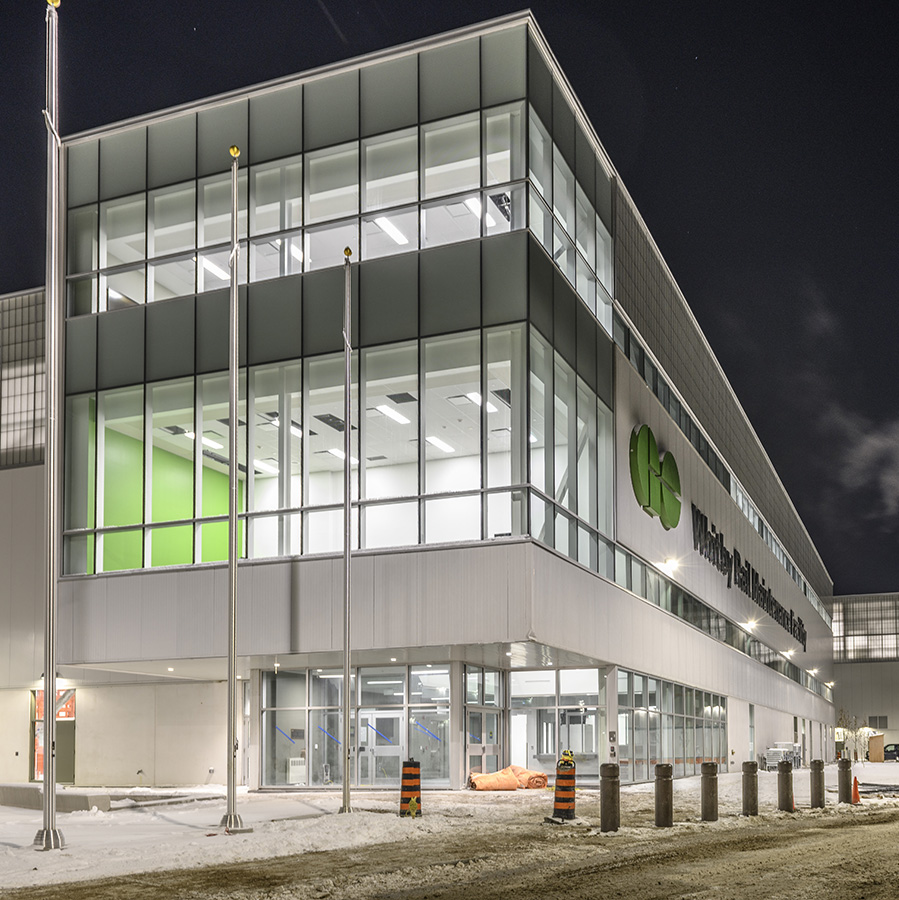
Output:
[
  {"xmin": 340, "ymin": 248, "xmax": 353, "ymax": 814},
  {"xmin": 35, "ymin": 0, "xmax": 64, "ymax": 853},
  {"xmin": 220, "ymin": 145, "xmax": 251, "ymax": 833}
]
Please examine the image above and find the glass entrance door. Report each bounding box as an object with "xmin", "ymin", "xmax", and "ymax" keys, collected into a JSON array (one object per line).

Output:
[
  {"xmin": 357, "ymin": 710, "xmax": 404, "ymax": 787},
  {"xmin": 466, "ymin": 708, "xmax": 501, "ymax": 776}
]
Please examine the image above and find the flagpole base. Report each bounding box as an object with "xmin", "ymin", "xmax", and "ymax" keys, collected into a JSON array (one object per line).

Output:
[
  {"xmin": 220, "ymin": 813, "xmax": 253, "ymax": 833},
  {"xmin": 33, "ymin": 828, "xmax": 65, "ymax": 851}
]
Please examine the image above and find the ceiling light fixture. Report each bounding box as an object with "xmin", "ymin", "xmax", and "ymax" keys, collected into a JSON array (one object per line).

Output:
[
  {"xmin": 465, "ymin": 391, "xmax": 498, "ymax": 413},
  {"xmin": 425, "ymin": 435, "xmax": 454, "ymax": 453},
  {"xmin": 185, "ymin": 431, "xmax": 224, "ymax": 450},
  {"xmin": 376, "ymin": 404, "xmax": 411, "ymax": 425},
  {"xmin": 289, "ymin": 244, "xmax": 304, "ymax": 264},
  {"xmin": 201, "ymin": 256, "xmax": 229, "ymax": 281},
  {"xmin": 374, "ymin": 216, "xmax": 409, "ymax": 245},
  {"xmin": 464, "ymin": 196, "xmax": 496, "ymax": 228},
  {"xmin": 327, "ymin": 447, "xmax": 359, "ymax": 463},
  {"xmin": 254, "ymin": 458, "xmax": 279, "ymax": 475}
]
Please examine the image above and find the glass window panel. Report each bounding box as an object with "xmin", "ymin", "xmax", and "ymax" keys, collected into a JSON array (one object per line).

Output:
[
  {"xmin": 552, "ymin": 221, "xmax": 576, "ymax": 285},
  {"xmin": 100, "ymin": 528, "xmax": 142, "ymax": 573},
  {"xmin": 303, "ymin": 507, "xmax": 358, "ymax": 555},
  {"xmin": 528, "ymin": 107, "xmax": 552, "ymax": 202},
  {"xmin": 510, "ymin": 670, "xmax": 556, "ymax": 706},
  {"xmin": 554, "ymin": 508, "xmax": 572, "ymax": 558},
  {"xmin": 360, "ymin": 667, "xmax": 406, "ymax": 706},
  {"xmin": 362, "ymin": 207, "xmax": 418, "ymax": 260},
  {"xmin": 198, "ymin": 372, "xmax": 246, "ymax": 520},
  {"xmin": 648, "ymin": 711, "xmax": 661, "ymax": 767},
  {"xmin": 559, "ymin": 669, "xmax": 599, "ymax": 706},
  {"xmin": 529, "ymin": 490, "xmax": 550, "ymax": 545},
  {"xmin": 103, "ymin": 267, "xmax": 146, "ymax": 310},
  {"xmin": 63, "ymin": 534, "xmax": 94, "ymax": 576},
  {"xmin": 305, "ymin": 353, "xmax": 358, "ymax": 507},
  {"xmin": 410, "ymin": 666, "xmax": 450, "ymax": 704},
  {"xmin": 250, "ymin": 511, "xmax": 301, "ymax": 559},
  {"xmin": 528, "ymin": 187, "xmax": 553, "ymax": 253},
  {"xmin": 67, "ymin": 206, "xmax": 98, "ymax": 274},
  {"xmin": 99, "ymin": 386, "xmax": 143, "ymax": 528},
  {"xmin": 487, "ymin": 490, "xmax": 525, "ymax": 539},
  {"xmin": 304, "ymin": 221, "xmax": 358, "ymax": 271},
  {"xmin": 559, "ymin": 707, "xmax": 598, "ymax": 776},
  {"xmin": 363, "ymin": 129, "xmax": 417, "ymax": 211},
  {"xmin": 486, "ymin": 325, "xmax": 525, "ymax": 489},
  {"xmin": 422, "ymin": 113, "xmax": 480, "ymax": 199},
  {"xmin": 484, "ymin": 670, "xmax": 500, "ymax": 706},
  {"xmin": 310, "ymin": 669, "xmax": 353, "ymax": 707},
  {"xmin": 361, "ymin": 343, "xmax": 418, "ymax": 499},
  {"xmin": 633, "ymin": 673, "xmax": 645, "ymax": 708},
  {"xmin": 552, "ymin": 147, "xmax": 576, "ymax": 238},
  {"xmin": 424, "ymin": 495, "xmax": 480, "ymax": 543},
  {"xmin": 484, "ymin": 102, "xmax": 525, "ymax": 185},
  {"xmin": 421, "ymin": 195, "xmax": 481, "ymax": 248},
  {"xmin": 148, "ymin": 379, "xmax": 194, "ymax": 524},
  {"xmin": 363, "ymin": 501, "xmax": 418, "ymax": 549},
  {"xmin": 423, "ymin": 332, "xmax": 480, "ymax": 492},
  {"xmin": 576, "ymin": 253, "xmax": 597, "ymax": 313},
  {"xmin": 197, "ymin": 242, "xmax": 248, "ymax": 293},
  {"xmin": 529, "ymin": 328, "xmax": 551, "ymax": 493},
  {"xmin": 65, "ymin": 394, "xmax": 96, "ymax": 536},
  {"xmin": 597, "ymin": 398, "xmax": 613, "ymax": 537},
  {"xmin": 633, "ymin": 709, "xmax": 648, "ymax": 781},
  {"xmin": 262, "ymin": 708, "xmax": 307, "ymax": 786},
  {"xmin": 465, "ymin": 667, "xmax": 482, "ymax": 704},
  {"xmin": 308, "ymin": 709, "xmax": 348, "ymax": 787},
  {"xmin": 251, "ymin": 156, "xmax": 302, "ymax": 235},
  {"xmin": 576, "ymin": 377, "xmax": 597, "ymax": 526},
  {"xmin": 575, "ymin": 183, "xmax": 596, "ymax": 264},
  {"xmin": 553, "ymin": 354, "xmax": 576, "ymax": 511},
  {"xmin": 251, "ymin": 362, "xmax": 302, "ymax": 518},
  {"xmin": 198, "ymin": 171, "xmax": 247, "ymax": 247},
  {"xmin": 617, "ymin": 670, "xmax": 631, "ymax": 708},
  {"xmin": 306, "ymin": 143, "xmax": 359, "ymax": 224},
  {"xmin": 596, "ymin": 213, "xmax": 613, "ymax": 295},
  {"xmin": 148, "ymin": 183, "xmax": 196, "ymax": 258},
  {"xmin": 149, "ymin": 524, "xmax": 192, "ymax": 567},
  {"xmin": 67, "ymin": 276, "xmax": 97, "ymax": 317},
  {"xmin": 409, "ymin": 708, "xmax": 450, "ymax": 786},
  {"xmin": 100, "ymin": 195, "xmax": 146, "ymax": 268},
  {"xmin": 148, "ymin": 256, "xmax": 195, "ymax": 302},
  {"xmin": 485, "ymin": 184, "xmax": 527, "ymax": 236},
  {"xmin": 250, "ymin": 232, "xmax": 304, "ymax": 282}
]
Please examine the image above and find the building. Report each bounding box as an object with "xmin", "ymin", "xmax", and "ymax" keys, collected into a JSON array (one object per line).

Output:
[{"xmin": 1, "ymin": 12, "xmax": 836, "ymax": 790}]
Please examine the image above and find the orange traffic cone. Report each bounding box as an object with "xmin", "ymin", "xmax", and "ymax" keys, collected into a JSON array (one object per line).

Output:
[{"xmin": 852, "ymin": 776, "xmax": 861, "ymax": 804}]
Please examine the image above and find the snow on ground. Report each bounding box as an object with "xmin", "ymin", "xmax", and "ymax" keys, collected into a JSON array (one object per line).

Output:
[{"xmin": 2, "ymin": 762, "xmax": 899, "ymax": 891}]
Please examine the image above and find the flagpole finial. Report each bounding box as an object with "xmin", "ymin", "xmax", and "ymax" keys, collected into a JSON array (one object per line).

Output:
[
  {"xmin": 229, "ymin": 145, "xmax": 240, "ymax": 159},
  {"xmin": 344, "ymin": 247, "xmax": 352, "ymax": 259},
  {"xmin": 47, "ymin": 0, "xmax": 60, "ymax": 7}
]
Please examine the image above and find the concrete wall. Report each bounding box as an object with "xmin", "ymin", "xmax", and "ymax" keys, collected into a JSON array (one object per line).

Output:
[
  {"xmin": 74, "ymin": 681, "xmax": 227, "ymax": 786},
  {"xmin": 0, "ymin": 465, "xmax": 43, "ymax": 690}
]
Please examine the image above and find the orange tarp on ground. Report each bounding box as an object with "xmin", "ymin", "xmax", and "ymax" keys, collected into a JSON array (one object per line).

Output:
[{"xmin": 469, "ymin": 766, "xmax": 548, "ymax": 790}]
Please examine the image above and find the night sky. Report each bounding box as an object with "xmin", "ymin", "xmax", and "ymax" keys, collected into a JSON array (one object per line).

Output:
[{"xmin": 2, "ymin": 1, "xmax": 896, "ymax": 596}]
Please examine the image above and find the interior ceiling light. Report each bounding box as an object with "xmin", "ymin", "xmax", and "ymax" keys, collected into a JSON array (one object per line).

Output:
[
  {"xmin": 529, "ymin": 434, "xmax": 538, "ymax": 444},
  {"xmin": 464, "ymin": 196, "xmax": 496, "ymax": 228},
  {"xmin": 289, "ymin": 244, "xmax": 304, "ymax": 263},
  {"xmin": 107, "ymin": 288, "xmax": 123, "ymax": 300},
  {"xmin": 425, "ymin": 435, "xmax": 454, "ymax": 453},
  {"xmin": 374, "ymin": 216, "xmax": 409, "ymax": 245},
  {"xmin": 376, "ymin": 404, "xmax": 411, "ymax": 425},
  {"xmin": 465, "ymin": 391, "xmax": 498, "ymax": 413},
  {"xmin": 201, "ymin": 257, "xmax": 229, "ymax": 281},
  {"xmin": 185, "ymin": 431, "xmax": 224, "ymax": 450},
  {"xmin": 272, "ymin": 417, "xmax": 303, "ymax": 439},
  {"xmin": 254, "ymin": 458, "xmax": 279, "ymax": 475},
  {"xmin": 327, "ymin": 447, "xmax": 359, "ymax": 464}
]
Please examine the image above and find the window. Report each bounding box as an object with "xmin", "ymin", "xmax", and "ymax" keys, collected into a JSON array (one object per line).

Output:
[
  {"xmin": 422, "ymin": 113, "xmax": 480, "ymax": 199},
  {"xmin": 362, "ymin": 129, "xmax": 417, "ymax": 211}
]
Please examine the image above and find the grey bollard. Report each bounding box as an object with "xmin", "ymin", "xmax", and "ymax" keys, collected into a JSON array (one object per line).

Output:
[
  {"xmin": 810, "ymin": 759, "xmax": 825, "ymax": 808},
  {"xmin": 701, "ymin": 761, "xmax": 718, "ymax": 822},
  {"xmin": 600, "ymin": 763, "xmax": 620, "ymax": 833},
  {"xmin": 838, "ymin": 758, "xmax": 852, "ymax": 804},
  {"xmin": 654, "ymin": 763, "xmax": 673, "ymax": 827},
  {"xmin": 777, "ymin": 759, "xmax": 794, "ymax": 812},
  {"xmin": 742, "ymin": 761, "xmax": 759, "ymax": 816}
]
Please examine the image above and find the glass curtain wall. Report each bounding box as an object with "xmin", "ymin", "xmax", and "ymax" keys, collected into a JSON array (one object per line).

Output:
[
  {"xmin": 261, "ymin": 665, "xmax": 449, "ymax": 788},
  {"xmin": 63, "ymin": 326, "xmax": 543, "ymax": 573},
  {"xmin": 509, "ymin": 668, "xmax": 604, "ymax": 782},
  {"xmin": 66, "ymin": 103, "xmax": 530, "ymax": 315},
  {"xmin": 617, "ymin": 669, "xmax": 727, "ymax": 782}
]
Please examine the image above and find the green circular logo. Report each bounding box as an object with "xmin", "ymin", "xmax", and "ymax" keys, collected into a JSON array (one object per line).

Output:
[{"xmin": 629, "ymin": 424, "xmax": 681, "ymax": 530}]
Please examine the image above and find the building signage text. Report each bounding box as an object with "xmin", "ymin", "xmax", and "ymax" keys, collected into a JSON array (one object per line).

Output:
[{"xmin": 691, "ymin": 504, "xmax": 807, "ymax": 651}]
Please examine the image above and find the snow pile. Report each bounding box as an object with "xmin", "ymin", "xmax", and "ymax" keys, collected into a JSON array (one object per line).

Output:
[{"xmin": 2, "ymin": 762, "xmax": 898, "ymax": 890}]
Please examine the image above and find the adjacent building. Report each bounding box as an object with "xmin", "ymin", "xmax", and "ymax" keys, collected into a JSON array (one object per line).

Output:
[{"xmin": 1, "ymin": 12, "xmax": 837, "ymax": 790}]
